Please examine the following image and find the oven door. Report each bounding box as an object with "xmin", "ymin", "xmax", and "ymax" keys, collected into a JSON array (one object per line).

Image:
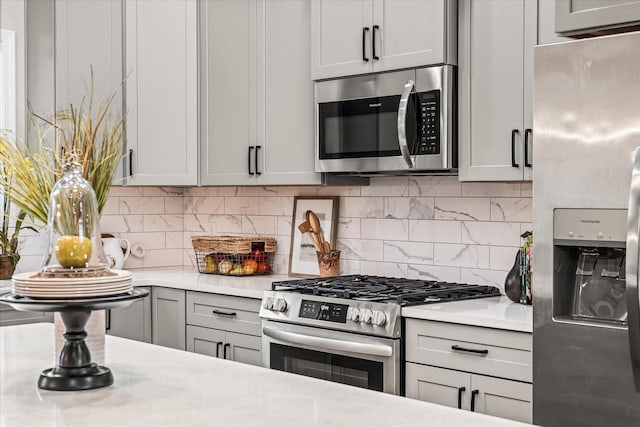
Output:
[{"xmin": 262, "ymin": 320, "xmax": 400, "ymax": 394}]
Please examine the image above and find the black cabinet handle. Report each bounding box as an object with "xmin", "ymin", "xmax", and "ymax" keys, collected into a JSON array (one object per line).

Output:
[
  {"xmin": 511, "ymin": 129, "xmax": 519, "ymax": 168},
  {"xmin": 362, "ymin": 27, "xmax": 370, "ymax": 62},
  {"xmin": 105, "ymin": 309, "xmax": 111, "ymax": 331},
  {"xmin": 524, "ymin": 128, "xmax": 532, "ymax": 167},
  {"xmin": 255, "ymin": 145, "xmax": 261, "ymax": 175},
  {"xmin": 372, "ymin": 25, "xmax": 379, "ymax": 60},
  {"xmin": 248, "ymin": 146, "xmax": 254, "ymax": 175},
  {"xmin": 215, "ymin": 342, "xmax": 222, "ymax": 358},
  {"xmin": 457, "ymin": 386, "xmax": 466, "ymax": 409},
  {"xmin": 223, "ymin": 343, "xmax": 231, "ymax": 359},
  {"xmin": 128, "ymin": 148, "xmax": 134, "ymax": 176},
  {"xmin": 471, "ymin": 389, "xmax": 480, "ymax": 412},
  {"xmin": 212, "ymin": 309, "xmax": 237, "ymax": 317},
  {"xmin": 451, "ymin": 345, "xmax": 489, "ymax": 355}
]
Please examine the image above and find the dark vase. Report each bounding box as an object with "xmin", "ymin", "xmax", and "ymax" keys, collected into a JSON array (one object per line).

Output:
[
  {"xmin": 0, "ymin": 254, "xmax": 18, "ymax": 280},
  {"xmin": 504, "ymin": 251, "xmax": 522, "ymax": 303}
]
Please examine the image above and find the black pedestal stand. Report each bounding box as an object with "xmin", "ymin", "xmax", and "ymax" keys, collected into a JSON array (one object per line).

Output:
[
  {"xmin": 0, "ymin": 288, "xmax": 148, "ymax": 391},
  {"xmin": 38, "ymin": 310, "xmax": 113, "ymax": 390}
]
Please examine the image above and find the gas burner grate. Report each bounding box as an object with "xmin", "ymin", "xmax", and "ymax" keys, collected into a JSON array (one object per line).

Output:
[{"xmin": 271, "ymin": 275, "xmax": 501, "ymax": 306}]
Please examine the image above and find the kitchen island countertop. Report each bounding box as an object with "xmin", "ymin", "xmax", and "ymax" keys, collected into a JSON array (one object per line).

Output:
[{"xmin": 0, "ymin": 323, "xmax": 530, "ymax": 427}]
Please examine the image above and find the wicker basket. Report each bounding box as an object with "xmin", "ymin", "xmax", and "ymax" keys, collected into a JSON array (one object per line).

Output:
[{"xmin": 191, "ymin": 235, "xmax": 276, "ymax": 276}]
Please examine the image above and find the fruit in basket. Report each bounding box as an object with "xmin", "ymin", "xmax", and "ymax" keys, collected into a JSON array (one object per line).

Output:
[
  {"xmin": 252, "ymin": 247, "xmax": 267, "ymax": 262},
  {"xmin": 55, "ymin": 235, "xmax": 92, "ymax": 268},
  {"xmin": 243, "ymin": 259, "xmax": 258, "ymax": 275},
  {"xmin": 218, "ymin": 259, "xmax": 233, "ymax": 274},
  {"xmin": 204, "ymin": 254, "xmax": 218, "ymax": 273},
  {"xmin": 230, "ymin": 263, "xmax": 243, "ymax": 275},
  {"xmin": 257, "ymin": 262, "xmax": 271, "ymax": 274}
]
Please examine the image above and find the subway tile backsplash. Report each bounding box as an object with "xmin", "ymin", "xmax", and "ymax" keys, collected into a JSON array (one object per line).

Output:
[{"xmin": 15, "ymin": 176, "xmax": 531, "ymax": 293}]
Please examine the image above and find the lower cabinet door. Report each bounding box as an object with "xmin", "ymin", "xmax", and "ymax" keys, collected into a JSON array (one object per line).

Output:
[
  {"xmin": 0, "ymin": 303, "xmax": 53, "ymax": 326},
  {"xmin": 226, "ymin": 331, "xmax": 262, "ymax": 367},
  {"xmin": 186, "ymin": 326, "xmax": 262, "ymax": 367},
  {"xmin": 471, "ymin": 374, "xmax": 532, "ymax": 424},
  {"xmin": 107, "ymin": 286, "xmax": 151, "ymax": 343},
  {"xmin": 406, "ymin": 363, "xmax": 471, "ymax": 410},
  {"xmin": 186, "ymin": 325, "xmax": 225, "ymax": 358},
  {"xmin": 152, "ymin": 287, "xmax": 186, "ymax": 350}
]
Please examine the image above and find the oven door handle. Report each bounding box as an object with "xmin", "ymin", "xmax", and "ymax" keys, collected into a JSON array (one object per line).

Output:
[
  {"xmin": 397, "ymin": 80, "xmax": 415, "ymax": 169},
  {"xmin": 262, "ymin": 326, "xmax": 393, "ymax": 357}
]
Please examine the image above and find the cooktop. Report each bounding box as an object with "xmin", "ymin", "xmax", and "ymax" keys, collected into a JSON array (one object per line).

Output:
[{"xmin": 271, "ymin": 275, "xmax": 501, "ymax": 306}]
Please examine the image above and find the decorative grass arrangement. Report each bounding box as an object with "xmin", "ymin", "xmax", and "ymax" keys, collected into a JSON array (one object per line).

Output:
[{"xmin": 0, "ymin": 74, "xmax": 124, "ymax": 226}]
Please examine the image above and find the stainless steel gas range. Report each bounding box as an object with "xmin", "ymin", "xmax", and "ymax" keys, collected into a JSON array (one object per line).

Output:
[{"xmin": 259, "ymin": 275, "xmax": 500, "ymax": 395}]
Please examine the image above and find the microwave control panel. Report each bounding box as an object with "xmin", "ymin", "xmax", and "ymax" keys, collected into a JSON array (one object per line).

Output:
[{"xmin": 416, "ymin": 91, "xmax": 440, "ymax": 155}]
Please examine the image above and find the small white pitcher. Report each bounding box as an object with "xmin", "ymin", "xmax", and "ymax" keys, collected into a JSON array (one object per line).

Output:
[{"xmin": 101, "ymin": 237, "xmax": 131, "ymax": 270}]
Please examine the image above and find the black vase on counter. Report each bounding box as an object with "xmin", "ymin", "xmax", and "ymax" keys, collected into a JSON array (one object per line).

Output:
[{"xmin": 504, "ymin": 251, "xmax": 531, "ymax": 304}]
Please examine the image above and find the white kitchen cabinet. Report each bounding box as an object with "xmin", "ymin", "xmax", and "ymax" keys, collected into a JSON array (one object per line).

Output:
[
  {"xmin": 538, "ymin": 0, "xmax": 572, "ymax": 45},
  {"xmin": 106, "ymin": 286, "xmax": 151, "ymax": 343},
  {"xmin": 404, "ymin": 318, "xmax": 532, "ymax": 424},
  {"xmin": 152, "ymin": 287, "xmax": 186, "ymax": 350},
  {"xmin": 458, "ymin": 0, "xmax": 536, "ymax": 181},
  {"xmin": 124, "ymin": 0, "xmax": 198, "ymax": 186},
  {"xmin": 55, "ymin": 0, "xmax": 122, "ymax": 112},
  {"xmin": 0, "ymin": 303, "xmax": 52, "ymax": 326},
  {"xmin": 185, "ymin": 291, "xmax": 262, "ymax": 366},
  {"xmin": 200, "ymin": 0, "xmax": 320, "ymax": 186},
  {"xmin": 53, "ymin": 0, "xmax": 125, "ymax": 182},
  {"xmin": 311, "ymin": 0, "xmax": 456, "ymax": 80},
  {"xmin": 555, "ymin": 0, "xmax": 640, "ymax": 37},
  {"xmin": 406, "ymin": 364, "xmax": 532, "ymax": 423},
  {"xmin": 186, "ymin": 325, "xmax": 262, "ymax": 366}
]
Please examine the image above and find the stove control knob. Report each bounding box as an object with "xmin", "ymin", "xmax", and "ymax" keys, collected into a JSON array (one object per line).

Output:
[
  {"xmin": 347, "ymin": 306, "xmax": 360, "ymax": 322},
  {"xmin": 273, "ymin": 298, "xmax": 288, "ymax": 312},
  {"xmin": 361, "ymin": 309, "xmax": 374, "ymax": 324},
  {"xmin": 262, "ymin": 297, "xmax": 274, "ymax": 311},
  {"xmin": 372, "ymin": 310, "xmax": 387, "ymax": 327}
]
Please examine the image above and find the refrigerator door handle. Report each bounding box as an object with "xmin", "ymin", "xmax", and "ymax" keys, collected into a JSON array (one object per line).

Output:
[{"xmin": 626, "ymin": 146, "xmax": 640, "ymax": 392}]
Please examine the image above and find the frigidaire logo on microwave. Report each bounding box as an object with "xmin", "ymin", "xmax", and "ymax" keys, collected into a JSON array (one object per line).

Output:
[{"xmin": 580, "ymin": 219, "xmax": 600, "ymax": 224}]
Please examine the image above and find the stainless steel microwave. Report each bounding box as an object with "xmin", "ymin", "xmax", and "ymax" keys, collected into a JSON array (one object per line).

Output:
[{"xmin": 315, "ymin": 65, "xmax": 457, "ymax": 175}]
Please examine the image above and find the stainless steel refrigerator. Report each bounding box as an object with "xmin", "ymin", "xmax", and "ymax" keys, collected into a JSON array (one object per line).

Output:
[{"xmin": 533, "ymin": 32, "xmax": 640, "ymax": 426}]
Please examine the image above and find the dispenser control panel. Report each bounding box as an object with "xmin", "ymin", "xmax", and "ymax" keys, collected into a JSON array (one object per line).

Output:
[{"xmin": 553, "ymin": 208, "xmax": 627, "ymax": 243}]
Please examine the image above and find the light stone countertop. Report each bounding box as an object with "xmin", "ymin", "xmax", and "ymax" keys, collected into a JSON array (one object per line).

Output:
[
  {"xmin": 2, "ymin": 267, "xmax": 534, "ymax": 333},
  {"xmin": 128, "ymin": 265, "xmax": 283, "ymax": 299},
  {"xmin": 401, "ymin": 296, "xmax": 533, "ymax": 333},
  {"xmin": 0, "ymin": 323, "xmax": 530, "ymax": 427}
]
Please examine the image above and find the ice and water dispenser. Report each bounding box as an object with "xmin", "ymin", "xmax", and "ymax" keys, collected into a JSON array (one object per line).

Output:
[{"xmin": 554, "ymin": 209, "xmax": 628, "ymax": 324}]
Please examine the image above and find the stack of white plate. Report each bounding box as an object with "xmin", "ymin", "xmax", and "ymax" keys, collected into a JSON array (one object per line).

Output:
[{"xmin": 12, "ymin": 270, "xmax": 132, "ymax": 298}]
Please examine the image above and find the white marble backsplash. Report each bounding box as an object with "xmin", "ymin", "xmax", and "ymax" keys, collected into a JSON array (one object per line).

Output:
[{"xmin": 14, "ymin": 176, "xmax": 532, "ymax": 292}]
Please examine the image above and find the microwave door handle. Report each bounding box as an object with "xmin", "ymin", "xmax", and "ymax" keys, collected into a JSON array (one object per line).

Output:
[
  {"xmin": 626, "ymin": 146, "xmax": 640, "ymax": 392},
  {"xmin": 397, "ymin": 80, "xmax": 415, "ymax": 168},
  {"xmin": 262, "ymin": 326, "xmax": 393, "ymax": 358}
]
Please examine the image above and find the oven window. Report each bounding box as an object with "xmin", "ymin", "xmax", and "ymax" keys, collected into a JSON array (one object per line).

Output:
[{"xmin": 270, "ymin": 343, "xmax": 384, "ymax": 392}]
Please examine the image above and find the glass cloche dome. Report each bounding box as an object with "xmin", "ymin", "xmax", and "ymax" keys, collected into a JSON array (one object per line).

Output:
[{"xmin": 40, "ymin": 162, "xmax": 109, "ymax": 275}]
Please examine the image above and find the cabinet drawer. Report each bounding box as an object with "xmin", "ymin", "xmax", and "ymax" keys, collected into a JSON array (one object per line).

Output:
[
  {"xmin": 186, "ymin": 291, "xmax": 261, "ymax": 336},
  {"xmin": 405, "ymin": 319, "xmax": 532, "ymax": 382}
]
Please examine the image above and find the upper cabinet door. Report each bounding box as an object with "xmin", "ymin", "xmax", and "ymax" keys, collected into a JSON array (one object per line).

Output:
[
  {"xmin": 125, "ymin": 0, "xmax": 198, "ymax": 186},
  {"xmin": 199, "ymin": 0, "xmax": 257, "ymax": 186},
  {"xmin": 458, "ymin": 0, "xmax": 536, "ymax": 181},
  {"xmin": 372, "ymin": 0, "xmax": 452, "ymax": 73},
  {"xmin": 55, "ymin": 0, "xmax": 123, "ymax": 111},
  {"xmin": 311, "ymin": 0, "xmax": 374, "ymax": 80},
  {"xmin": 256, "ymin": 0, "xmax": 320, "ymax": 185},
  {"xmin": 555, "ymin": 0, "xmax": 640, "ymax": 36}
]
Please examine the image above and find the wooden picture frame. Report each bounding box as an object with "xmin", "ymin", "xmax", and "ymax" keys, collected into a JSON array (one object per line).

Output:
[{"xmin": 288, "ymin": 196, "xmax": 339, "ymax": 277}]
